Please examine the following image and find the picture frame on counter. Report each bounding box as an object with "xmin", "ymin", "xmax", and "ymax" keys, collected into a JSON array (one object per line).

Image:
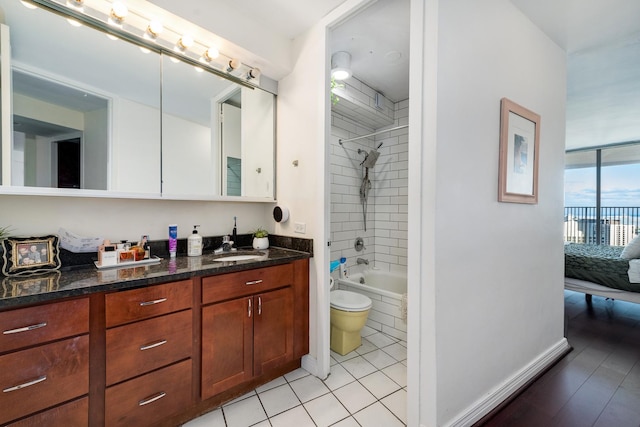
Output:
[{"xmin": 1, "ymin": 235, "xmax": 62, "ymax": 276}]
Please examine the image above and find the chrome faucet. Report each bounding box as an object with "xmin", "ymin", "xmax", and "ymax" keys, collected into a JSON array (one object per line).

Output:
[
  {"xmin": 214, "ymin": 235, "xmax": 234, "ymax": 254},
  {"xmin": 356, "ymin": 258, "xmax": 369, "ymax": 265}
]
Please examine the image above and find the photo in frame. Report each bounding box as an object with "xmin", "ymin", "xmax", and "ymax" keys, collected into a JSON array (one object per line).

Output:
[
  {"xmin": 498, "ymin": 98, "xmax": 540, "ymax": 204},
  {"xmin": 1, "ymin": 235, "xmax": 62, "ymax": 276}
]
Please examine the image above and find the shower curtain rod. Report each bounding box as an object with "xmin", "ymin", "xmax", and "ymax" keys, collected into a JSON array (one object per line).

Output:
[{"xmin": 338, "ymin": 124, "xmax": 409, "ymax": 145}]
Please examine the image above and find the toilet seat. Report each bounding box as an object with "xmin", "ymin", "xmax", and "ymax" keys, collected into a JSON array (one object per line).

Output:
[{"xmin": 330, "ymin": 290, "xmax": 372, "ymax": 312}]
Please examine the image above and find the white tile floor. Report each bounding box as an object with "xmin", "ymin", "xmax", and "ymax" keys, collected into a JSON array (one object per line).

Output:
[{"xmin": 184, "ymin": 326, "xmax": 407, "ymax": 427}]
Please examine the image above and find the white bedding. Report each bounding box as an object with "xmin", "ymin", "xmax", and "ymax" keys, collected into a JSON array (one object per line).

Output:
[{"xmin": 628, "ymin": 259, "xmax": 640, "ymax": 283}]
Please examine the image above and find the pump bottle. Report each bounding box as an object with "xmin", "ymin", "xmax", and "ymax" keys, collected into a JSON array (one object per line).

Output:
[{"xmin": 187, "ymin": 225, "xmax": 203, "ymax": 256}]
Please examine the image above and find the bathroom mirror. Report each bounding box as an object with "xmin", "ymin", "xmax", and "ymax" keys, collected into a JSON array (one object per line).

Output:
[{"xmin": 0, "ymin": 0, "xmax": 276, "ymax": 200}]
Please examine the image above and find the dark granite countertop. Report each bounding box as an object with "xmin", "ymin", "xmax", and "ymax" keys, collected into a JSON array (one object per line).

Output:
[{"xmin": 0, "ymin": 247, "xmax": 311, "ymax": 310}]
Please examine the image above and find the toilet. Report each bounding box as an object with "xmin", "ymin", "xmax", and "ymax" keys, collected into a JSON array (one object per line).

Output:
[{"xmin": 330, "ymin": 279, "xmax": 373, "ymax": 355}]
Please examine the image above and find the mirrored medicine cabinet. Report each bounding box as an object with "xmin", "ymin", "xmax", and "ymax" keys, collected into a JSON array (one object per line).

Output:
[{"xmin": 0, "ymin": 0, "xmax": 276, "ymax": 200}]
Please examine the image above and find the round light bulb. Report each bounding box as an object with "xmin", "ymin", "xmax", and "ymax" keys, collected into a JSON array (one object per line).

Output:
[
  {"xmin": 179, "ymin": 35, "xmax": 193, "ymax": 49},
  {"xmin": 146, "ymin": 21, "xmax": 163, "ymax": 39},
  {"xmin": 226, "ymin": 58, "xmax": 241, "ymax": 72},
  {"xmin": 109, "ymin": 2, "xmax": 128, "ymax": 26},
  {"xmin": 203, "ymin": 46, "xmax": 219, "ymax": 61}
]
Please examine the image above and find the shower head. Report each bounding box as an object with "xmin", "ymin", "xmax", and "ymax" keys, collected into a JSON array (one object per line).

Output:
[{"xmin": 362, "ymin": 149, "xmax": 380, "ymax": 169}]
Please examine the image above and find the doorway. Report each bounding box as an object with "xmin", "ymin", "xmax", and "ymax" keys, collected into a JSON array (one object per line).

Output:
[{"xmin": 55, "ymin": 137, "xmax": 81, "ymax": 189}]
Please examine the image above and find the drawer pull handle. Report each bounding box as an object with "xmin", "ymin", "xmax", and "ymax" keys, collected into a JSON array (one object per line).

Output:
[
  {"xmin": 138, "ymin": 391, "xmax": 166, "ymax": 406},
  {"xmin": 245, "ymin": 280, "xmax": 263, "ymax": 286},
  {"xmin": 139, "ymin": 298, "xmax": 167, "ymax": 307},
  {"xmin": 140, "ymin": 340, "xmax": 168, "ymax": 351},
  {"xmin": 3, "ymin": 375, "xmax": 47, "ymax": 393},
  {"xmin": 258, "ymin": 296, "xmax": 262, "ymax": 315},
  {"xmin": 3, "ymin": 322, "xmax": 47, "ymax": 335},
  {"xmin": 248, "ymin": 298, "xmax": 252, "ymax": 317}
]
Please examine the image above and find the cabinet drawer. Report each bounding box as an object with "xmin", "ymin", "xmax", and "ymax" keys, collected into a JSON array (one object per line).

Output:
[
  {"xmin": 105, "ymin": 360, "xmax": 192, "ymax": 427},
  {"xmin": 0, "ymin": 298, "xmax": 89, "ymax": 354},
  {"xmin": 106, "ymin": 280, "xmax": 192, "ymax": 327},
  {"xmin": 5, "ymin": 397, "xmax": 88, "ymax": 427},
  {"xmin": 202, "ymin": 263, "xmax": 294, "ymax": 304},
  {"xmin": 106, "ymin": 310, "xmax": 192, "ymax": 385},
  {"xmin": 0, "ymin": 336, "xmax": 89, "ymax": 425}
]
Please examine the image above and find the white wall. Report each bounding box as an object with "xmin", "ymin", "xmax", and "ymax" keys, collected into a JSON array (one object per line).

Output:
[
  {"xmin": 111, "ymin": 98, "xmax": 161, "ymax": 194},
  {"xmin": 162, "ymin": 114, "xmax": 214, "ymax": 196},
  {"xmin": 84, "ymin": 108, "xmax": 108, "ymax": 190},
  {"xmin": 242, "ymin": 88, "xmax": 275, "ymax": 198},
  {"xmin": 330, "ymin": 97, "xmax": 409, "ymax": 275},
  {"xmin": 413, "ymin": 0, "xmax": 568, "ymax": 425},
  {"xmin": 276, "ymin": 0, "xmax": 376, "ymax": 379},
  {"xmin": 0, "ymin": 195, "xmax": 271, "ymax": 243}
]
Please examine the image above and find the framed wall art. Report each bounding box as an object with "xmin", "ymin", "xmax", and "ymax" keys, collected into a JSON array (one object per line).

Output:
[
  {"xmin": 498, "ymin": 98, "xmax": 541, "ymax": 204},
  {"xmin": 1, "ymin": 235, "xmax": 62, "ymax": 276}
]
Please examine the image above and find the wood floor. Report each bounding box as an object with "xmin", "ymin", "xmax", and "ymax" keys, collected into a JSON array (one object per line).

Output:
[{"xmin": 480, "ymin": 290, "xmax": 640, "ymax": 427}]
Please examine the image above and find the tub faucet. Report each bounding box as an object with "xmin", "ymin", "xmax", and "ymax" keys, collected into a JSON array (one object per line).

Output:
[{"xmin": 356, "ymin": 258, "xmax": 369, "ymax": 265}]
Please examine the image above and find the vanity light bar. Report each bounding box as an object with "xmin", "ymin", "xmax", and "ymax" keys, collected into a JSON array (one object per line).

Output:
[{"xmin": 23, "ymin": 0, "xmax": 261, "ymax": 88}]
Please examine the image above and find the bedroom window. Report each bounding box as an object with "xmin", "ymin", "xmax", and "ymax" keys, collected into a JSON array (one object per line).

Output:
[{"xmin": 564, "ymin": 142, "xmax": 640, "ymax": 246}]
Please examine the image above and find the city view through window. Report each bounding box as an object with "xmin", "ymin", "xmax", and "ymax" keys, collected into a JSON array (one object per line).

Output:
[{"xmin": 565, "ymin": 144, "xmax": 640, "ymax": 246}]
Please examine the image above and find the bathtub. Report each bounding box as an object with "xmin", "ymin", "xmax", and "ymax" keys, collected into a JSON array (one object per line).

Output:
[{"xmin": 336, "ymin": 268, "xmax": 407, "ymax": 341}]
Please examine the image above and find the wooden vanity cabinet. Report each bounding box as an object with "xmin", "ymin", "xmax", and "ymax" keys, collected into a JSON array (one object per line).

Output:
[
  {"xmin": 104, "ymin": 280, "xmax": 194, "ymax": 427},
  {"xmin": 0, "ymin": 298, "xmax": 90, "ymax": 426},
  {"xmin": 201, "ymin": 264, "xmax": 295, "ymax": 399},
  {"xmin": 0, "ymin": 258, "xmax": 309, "ymax": 427}
]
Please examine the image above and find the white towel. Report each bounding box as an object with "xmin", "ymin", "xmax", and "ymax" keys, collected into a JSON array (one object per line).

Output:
[
  {"xmin": 628, "ymin": 259, "xmax": 640, "ymax": 283},
  {"xmin": 400, "ymin": 293, "xmax": 408, "ymax": 323}
]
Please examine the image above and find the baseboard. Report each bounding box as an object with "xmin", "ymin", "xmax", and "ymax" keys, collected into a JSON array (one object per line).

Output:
[
  {"xmin": 301, "ymin": 354, "xmax": 319, "ymax": 377},
  {"xmin": 448, "ymin": 338, "xmax": 571, "ymax": 427}
]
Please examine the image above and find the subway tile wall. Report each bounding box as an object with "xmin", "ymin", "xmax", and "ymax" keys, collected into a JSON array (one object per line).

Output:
[{"xmin": 330, "ymin": 80, "xmax": 408, "ymax": 275}]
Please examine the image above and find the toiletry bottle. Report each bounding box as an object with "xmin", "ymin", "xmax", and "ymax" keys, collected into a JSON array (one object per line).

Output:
[
  {"xmin": 188, "ymin": 225, "xmax": 202, "ymax": 257},
  {"xmin": 232, "ymin": 217, "xmax": 238, "ymax": 249},
  {"xmin": 168, "ymin": 224, "xmax": 178, "ymax": 257},
  {"xmin": 339, "ymin": 257, "xmax": 348, "ymax": 278}
]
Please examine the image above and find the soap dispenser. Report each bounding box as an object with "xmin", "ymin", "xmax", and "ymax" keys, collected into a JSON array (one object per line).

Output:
[{"xmin": 187, "ymin": 225, "xmax": 203, "ymax": 257}]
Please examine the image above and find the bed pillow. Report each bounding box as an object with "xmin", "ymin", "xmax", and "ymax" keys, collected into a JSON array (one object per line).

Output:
[{"xmin": 621, "ymin": 234, "xmax": 640, "ymax": 259}]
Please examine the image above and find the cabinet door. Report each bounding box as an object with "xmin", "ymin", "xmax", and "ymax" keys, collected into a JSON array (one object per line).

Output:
[
  {"xmin": 253, "ymin": 287, "xmax": 294, "ymax": 376},
  {"xmin": 201, "ymin": 297, "xmax": 253, "ymax": 399}
]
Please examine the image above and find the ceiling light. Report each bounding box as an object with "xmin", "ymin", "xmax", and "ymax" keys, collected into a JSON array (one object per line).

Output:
[
  {"xmin": 201, "ymin": 47, "xmax": 219, "ymax": 62},
  {"xmin": 175, "ymin": 35, "xmax": 194, "ymax": 52},
  {"xmin": 331, "ymin": 51, "xmax": 352, "ymax": 80},
  {"xmin": 145, "ymin": 21, "xmax": 163, "ymax": 40},
  {"xmin": 226, "ymin": 58, "xmax": 241, "ymax": 73},
  {"xmin": 246, "ymin": 67, "xmax": 261, "ymax": 81},
  {"xmin": 108, "ymin": 2, "xmax": 128, "ymax": 27}
]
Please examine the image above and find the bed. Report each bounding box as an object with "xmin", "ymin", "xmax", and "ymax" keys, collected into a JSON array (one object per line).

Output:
[{"xmin": 564, "ymin": 243, "xmax": 640, "ymax": 304}]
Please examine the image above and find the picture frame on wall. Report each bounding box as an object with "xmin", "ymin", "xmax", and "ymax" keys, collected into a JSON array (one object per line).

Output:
[
  {"xmin": 1, "ymin": 235, "xmax": 62, "ymax": 276},
  {"xmin": 498, "ymin": 97, "xmax": 541, "ymax": 204}
]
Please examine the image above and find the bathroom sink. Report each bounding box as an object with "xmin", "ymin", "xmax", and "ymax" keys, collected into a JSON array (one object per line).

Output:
[{"xmin": 209, "ymin": 251, "xmax": 266, "ymax": 262}]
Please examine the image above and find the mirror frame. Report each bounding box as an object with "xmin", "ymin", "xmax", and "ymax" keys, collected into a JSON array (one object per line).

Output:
[{"xmin": 0, "ymin": 0, "xmax": 277, "ymax": 202}]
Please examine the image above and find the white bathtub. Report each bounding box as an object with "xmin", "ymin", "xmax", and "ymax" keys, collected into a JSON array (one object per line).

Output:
[{"xmin": 337, "ymin": 268, "xmax": 407, "ymax": 340}]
